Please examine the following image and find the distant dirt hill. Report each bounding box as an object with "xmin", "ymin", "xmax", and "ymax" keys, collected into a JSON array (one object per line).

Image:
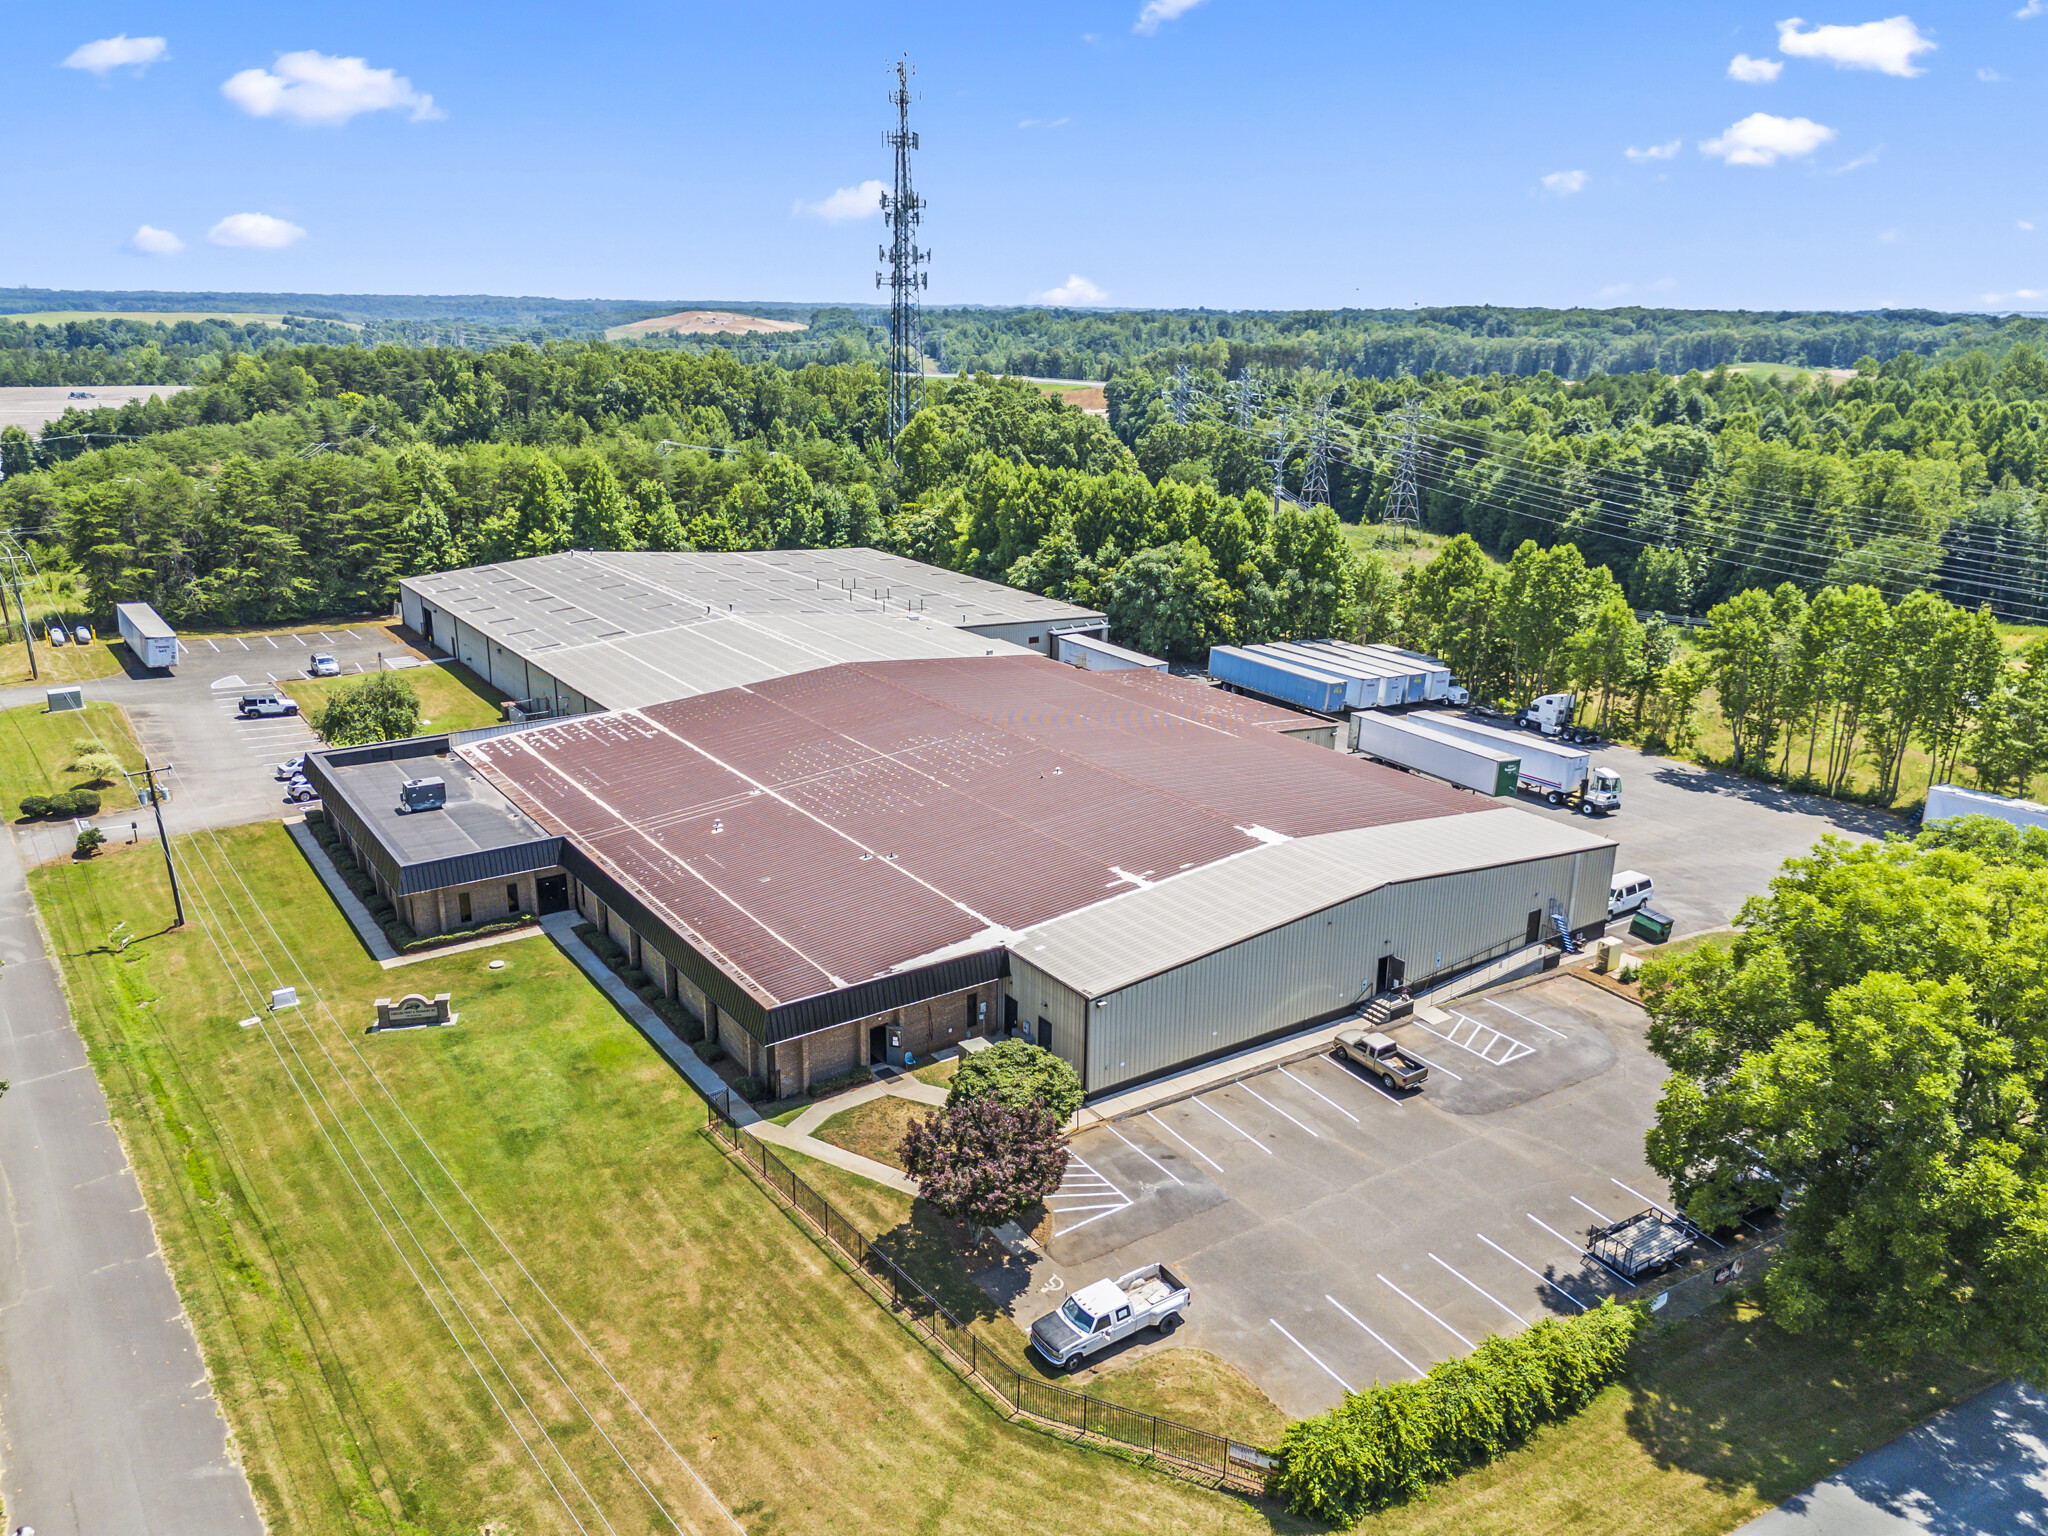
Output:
[{"xmin": 607, "ymin": 310, "xmax": 809, "ymax": 339}]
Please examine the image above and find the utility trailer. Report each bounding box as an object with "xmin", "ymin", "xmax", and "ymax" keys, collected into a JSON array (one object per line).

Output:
[
  {"xmin": 1351, "ymin": 711, "xmax": 1520, "ymax": 796},
  {"xmin": 1413, "ymin": 711, "xmax": 1621, "ymax": 814},
  {"xmin": 1587, "ymin": 1209, "xmax": 1698, "ymax": 1281},
  {"xmin": 1207, "ymin": 645, "xmax": 1347, "ymax": 714},
  {"xmin": 115, "ymin": 602, "xmax": 178, "ymax": 670}
]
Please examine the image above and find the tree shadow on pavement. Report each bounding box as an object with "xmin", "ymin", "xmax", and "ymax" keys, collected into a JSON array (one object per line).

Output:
[{"xmin": 1647, "ymin": 761, "xmax": 1906, "ymax": 841}]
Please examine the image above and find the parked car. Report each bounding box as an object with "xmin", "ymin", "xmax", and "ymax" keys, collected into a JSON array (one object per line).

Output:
[
  {"xmin": 273, "ymin": 755, "xmax": 307, "ymax": 780},
  {"xmin": 285, "ymin": 781, "xmax": 320, "ymax": 804},
  {"xmin": 1029, "ymin": 1264, "xmax": 1189, "ymax": 1369},
  {"xmin": 1335, "ymin": 1029, "xmax": 1429, "ymax": 1091},
  {"xmin": 1608, "ymin": 869, "xmax": 1655, "ymax": 918},
  {"xmin": 308, "ymin": 652, "xmax": 340, "ymax": 677},
  {"xmin": 73, "ymin": 624, "xmax": 92, "ymax": 645},
  {"xmin": 45, "ymin": 625, "xmax": 66, "ymax": 647},
  {"xmin": 240, "ymin": 693, "xmax": 299, "ymax": 718}
]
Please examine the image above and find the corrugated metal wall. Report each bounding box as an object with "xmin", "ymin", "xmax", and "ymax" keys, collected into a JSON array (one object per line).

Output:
[
  {"xmin": 1082, "ymin": 845, "xmax": 1615, "ymax": 1094},
  {"xmin": 1005, "ymin": 955, "xmax": 1091, "ymax": 1081}
]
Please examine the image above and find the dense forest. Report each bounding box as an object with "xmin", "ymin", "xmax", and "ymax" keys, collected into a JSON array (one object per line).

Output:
[{"xmin": 6, "ymin": 327, "xmax": 2048, "ymax": 805}]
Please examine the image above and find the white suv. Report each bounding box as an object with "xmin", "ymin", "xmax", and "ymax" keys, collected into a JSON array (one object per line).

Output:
[
  {"xmin": 309, "ymin": 653, "xmax": 340, "ymax": 677},
  {"xmin": 1608, "ymin": 870, "xmax": 1654, "ymax": 918},
  {"xmin": 240, "ymin": 694, "xmax": 300, "ymax": 719}
]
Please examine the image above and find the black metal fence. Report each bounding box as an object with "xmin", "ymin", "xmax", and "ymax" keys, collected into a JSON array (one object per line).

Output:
[{"xmin": 706, "ymin": 1094, "xmax": 1274, "ymax": 1492}]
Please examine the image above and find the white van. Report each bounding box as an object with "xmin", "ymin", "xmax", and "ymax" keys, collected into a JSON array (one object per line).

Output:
[{"xmin": 1609, "ymin": 870, "xmax": 1654, "ymax": 918}]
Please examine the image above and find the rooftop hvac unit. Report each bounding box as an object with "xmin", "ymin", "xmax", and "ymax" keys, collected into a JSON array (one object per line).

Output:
[{"xmin": 398, "ymin": 776, "xmax": 447, "ymax": 813}]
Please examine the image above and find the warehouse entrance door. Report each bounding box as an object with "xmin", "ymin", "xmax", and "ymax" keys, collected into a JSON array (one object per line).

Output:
[
  {"xmin": 536, "ymin": 874, "xmax": 570, "ymax": 915},
  {"xmin": 1376, "ymin": 954, "xmax": 1405, "ymax": 995}
]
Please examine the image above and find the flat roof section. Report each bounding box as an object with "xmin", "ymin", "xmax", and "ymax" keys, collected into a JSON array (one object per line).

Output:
[
  {"xmin": 402, "ymin": 549, "xmax": 1107, "ymax": 711},
  {"xmin": 316, "ymin": 744, "xmax": 552, "ymax": 869},
  {"xmin": 461, "ymin": 656, "xmax": 1483, "ymax": 1014}
]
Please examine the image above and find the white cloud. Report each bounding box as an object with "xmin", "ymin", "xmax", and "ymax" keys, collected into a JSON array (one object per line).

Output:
[
  {"xmin": 1776, "ymin": 16, "xmax": 1936, "ymax": 76},
  {"xmin": 1728, "ymin": 53, "xmax": 1783, "ymax": 82},
  {"xmin": 1035, "ymin": 274, "xmax": 1109, "ymax": 306},
  {"xmin": 1596, "ymin": 283, "xmax": 1633, "ymax": 300},
  {"xmin": 1978, "ymin": 66, "xmax": 2005, "ymax": 81},
  {"xmin": 1983, "ymin": 288, "xmax": 2044, "ymax": 304},
  {"xmin": 1832, "ymin": 146, "xmax": 1883, "ymax": 172},
  {"xmin": 2022, "ymin": 220, "xmax": 2037, "ymax": 231},
  {"xmin": 126, "ymin": 224, "xmax": 183, "ymax": 256},
  {"xmin": 207, "ymin": 212, "xmax": 307, "ymax": 249},
  {"xmin": 1625, "ymin": 139, "xmax": 1682, "ymax": 161},
  {"xmin": 221, "ymin": 51, "xmax": 441, "ymax": 125},
  {"xmin": 1878, "ymin": 227, "xmax": 1901, "ymax": 243},
  {"xmin": 1018, "ymin": 117, "xmax": 1071, "ymax": 129},
  {"xmin": 1134, "ymin": 0, "xmax": 1204, "ymax": 35},
  {"xmin": 1541, "ymin": 169, "xmax": 1588, "ymax": 194},
  {"xmin": 792, "ymin": 179, "xmax": 885, "ymax": 222},
  {"xmin": 2017, "ymin": 0, "xmax": 2043, "ymax": 18},
  {"xmin": 1700, "ymin": 112, "xmax": 1837, "ymax": 166},
  {"xmin": 62, "ymin": 34, "xmax": 167, "ymax": 75}
]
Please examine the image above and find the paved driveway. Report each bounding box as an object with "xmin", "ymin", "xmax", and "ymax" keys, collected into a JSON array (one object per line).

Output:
[
  {"xmin": 1735, "ymin": 1379, "xmax": 2048, "ymax": 1534},
  {"xmin": 1017, "ymin": 975, "xmax": 1693, "ymax": 1418}
]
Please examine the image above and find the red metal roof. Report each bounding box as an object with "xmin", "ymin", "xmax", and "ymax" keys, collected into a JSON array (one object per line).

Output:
[{"xmin": 462, "ymin": 656, "xmax": 1482, "ymax": 1009}]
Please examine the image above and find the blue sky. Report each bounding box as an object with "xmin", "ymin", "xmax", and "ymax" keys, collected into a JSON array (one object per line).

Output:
[{"xmin": 2, "ymin": 2, "xmax": 2042, "ymax": 312}]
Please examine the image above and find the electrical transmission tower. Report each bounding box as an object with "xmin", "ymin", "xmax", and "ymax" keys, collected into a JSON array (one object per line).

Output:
[
  {"xmin": 1266, "ymin": 419, "xmax": 1289, "ymax": 516},
  {"xmin": 1169, "ymin": 363, "xmax": 1193, "ymax": 427},
  {"xmin": 1385, "ymin": 409, "xmax": 1424, "ymax": 543},
  {"xmin": 1300, "ymin": 396, "xmax": 1333, "ymax": 508},
  {"xmin": 876, "ymin": 57, "xmax": 930, "ymax": 447},
  {"xmin": 1233, "ymin": 373, "xmax": 1260, "ymax": 431}
]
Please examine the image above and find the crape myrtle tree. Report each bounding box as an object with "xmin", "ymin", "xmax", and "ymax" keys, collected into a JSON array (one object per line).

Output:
[
  {"xmin": 1640, "ymin": 818, "xmax": 2048, "ymax": 1371},
  {"xmin": 899, "ymin": 1096, "xmax": 1069, "ymax": 1235}
]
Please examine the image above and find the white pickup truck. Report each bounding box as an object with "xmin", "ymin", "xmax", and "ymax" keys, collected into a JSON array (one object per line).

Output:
[{"xmin": 1029, "ymin": 1263, "xmax": 1190, "ymax": 1370}]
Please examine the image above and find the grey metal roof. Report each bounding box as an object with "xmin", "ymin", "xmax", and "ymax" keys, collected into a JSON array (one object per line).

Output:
[
  {"xmin": 402, "ymin": 549, "xmax": 1106, "ymax": 711},
  {"xmin": 313, "ymin": 744, "xmax": 554, "ymax": 874},
  {"xmin": 1010, "ymin": 807, "xmax": 1615, "ymax": 996},
  {"xmin": 114, "ymin": 602, "xmax": 175, "ymax": 640}
]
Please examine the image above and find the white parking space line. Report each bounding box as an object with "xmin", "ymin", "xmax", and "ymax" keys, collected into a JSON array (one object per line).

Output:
[
  {"xmin": 205, "ymin": 638, "xmax": 219, "ymax": 652},
  {"xmin": 1378, "ymin": 1273, "xmax": 1475, "ymax": 1349},
  {"xmin": 1047, "ymin": 1153, "xmax": 1133, "ymax": 1237},
  {"xmin": 318, "ymin": 633, "xmax": 333, "ymax": 643},
  {"xmin": 1483, "ymin": 996, "xmax": 1569, "ymax": 1040},
  {"xmin": 1429, "ymin": 1252, "xmax": 1524, "ymax": 1324},
  {"xmin": 265, "ymin": 635, "xmax": 279, "ymax": 649},
  {"xmin": 1527, "ymin": 1213, "xmax": 1631, "ymax": 1285},
  {"xmin": 1106, "ymin": 1124, "xmax": 1182, "ymax": 1185},
  {"xmin": 1270, "ymin": 1319, "xmax": 1355, "ymax": 1395},
  {"xmin": 1278, "ymin": 1065, "xmax": 1359, "ymax": 1122},
  {"xmin": 1390, "ymin": 1042, "xmax": 1462, "ymax": 1081},
  {"xmin": 345, "ymin": 628, "xmax": 362, "ymax": 638},
  {"xmin": 1571, "ymin": 1195, "xmax": 1617, "ymax": 1225},
  {"xmin": 1476, "ymin": 1232, "xmax": 1587, "ymax": 1310},
  {"xmin": 1237, "ymin": 1081, "xmax": 1318, "ymax": 1137},
  {"xmin": 1325, "ymin": 1294, "xmax": 1423, "ymax": 1378},
  {"xmin": 1418, "ymin": 1010, "xmax": 1534, "ymax": 1067},
  {"xmin": 235, "ymin": 637, "xmax": 249, "ymax": 650},
  {"xmin": 1146, "ymin": 1111, "xmax": 1225, "ymax": 1173},
  {"xmin": 293, "ymin": 634, "xmax": 306, "ymax": 646},
  {"xmin": 1195, "ymin": 1097, "xmax": 1272, "ymax": 1153}
]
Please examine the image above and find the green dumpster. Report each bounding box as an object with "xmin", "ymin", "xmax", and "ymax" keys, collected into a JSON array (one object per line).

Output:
[{"xmin": 1630, "ymin": 904, "xmax": 1675, "ymax": 943}]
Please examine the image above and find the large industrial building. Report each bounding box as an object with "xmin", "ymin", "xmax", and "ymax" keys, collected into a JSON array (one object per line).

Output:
[
  {"xmin": 398, "ymin": 548, "xmax": 1114, "ymax": 714},
  {"xmin": 311, "ymin": 594, "xmax": 1616, "ymax": 1097}
]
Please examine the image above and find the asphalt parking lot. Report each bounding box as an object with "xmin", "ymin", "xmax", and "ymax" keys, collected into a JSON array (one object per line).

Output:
[
  {"xmin": 1386, "ymin": 732, "xmax": 1904, "ymax": 939},
  {"xmin": 1021, "ymin": 973, "xmax": 1690, "ymax": 1418}
]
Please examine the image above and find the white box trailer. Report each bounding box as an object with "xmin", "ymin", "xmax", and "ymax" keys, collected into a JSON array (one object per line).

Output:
[
  {"xmin": 115, "ymin": 602, "xmax": 177, "ymax": 670},
  {"xmin": 1355, "ymin": 644, "xmax": 1459, "ymax": 703},
  {"xmin": 1413, "ymin": 711, "xmax": 1621, "ymax": 813},
  {"xmin": 1352, "ymin": 711, "xmax": 1521, "ymax": 796},
  {"xmin": 1270, "ymin": 642, "xmax": 1410, "ymax": 709},
  {"xmin": 1923, "ymin": 783, "xmax": 2048, "ymax": 833},
  {"xmin": 1057, "ymin": 632, "xmax": 1167, "ymax": 671}
]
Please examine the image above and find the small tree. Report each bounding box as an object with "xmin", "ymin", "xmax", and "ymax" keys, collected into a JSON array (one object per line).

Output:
[
  {"xmin": 899, "ymin": 1096, "xmax": 1069, "ymax": 1233},
  {"xmin": 74, "ymin": 826, "xmax": 106, "ymax": 859},
  {"xmin": 946, "ymin": 1038, "xmax": 1084, "ymax": 1124},
  {"xmin": 310, "ymin": 673, "xmax": 422, "ymax": 746},
  {"xmin": 66, "ymin": 750, "xmax": 122, "ymax": 786}
]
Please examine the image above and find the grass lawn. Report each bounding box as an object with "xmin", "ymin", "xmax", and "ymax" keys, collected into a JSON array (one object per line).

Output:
[
  {"xmin": 812, "ymin": 1093, "xmax": 930, "ymax": 1171},
  {"xmin": 33, "ymin": 824, "xmax": 1280, "ymax": 1536},
  {"xmin": 283, "ymin": 660, "xmax": 508, "ymax": 739},
  {"xmin": 913, "ymin": 1056, "xmax": 960, "ymax": 1088},
  {"xmin": 1341, "ymin": 524, "xmax": 1466, "ymax": 573},
  {"xmin": 0, "ymin": 699, "xmax": 143, "ymax": 812},
  {"xmin": 0, "ymin": 636, "xmax": 126, "ymax": 688}
]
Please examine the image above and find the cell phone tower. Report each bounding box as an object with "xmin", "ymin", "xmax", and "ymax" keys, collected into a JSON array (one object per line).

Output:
[{"xmin": 876, "ymin": 57, "xmax": 930, "ymax": 449}]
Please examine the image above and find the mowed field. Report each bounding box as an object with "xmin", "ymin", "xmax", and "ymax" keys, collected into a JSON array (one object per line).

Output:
[
  {"xmin": 2, "ymin": 310, "xmax": 286, "ymax": 326},
  {"xmin": 32, "ymin": 823, "xmax": 1287, "ymax": 1536},
  {"xmin": 0, "ymin": 382, "xmax": 191, "ymax": 434}
]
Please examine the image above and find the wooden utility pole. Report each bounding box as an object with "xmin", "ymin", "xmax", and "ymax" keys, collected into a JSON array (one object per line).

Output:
[{"xmin": 141, "ymin": 759, "xmax": 183, "ymax": 927}]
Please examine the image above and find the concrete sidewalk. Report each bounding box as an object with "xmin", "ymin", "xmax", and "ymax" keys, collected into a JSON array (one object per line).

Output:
[
  {"xmin": 287, "ymin": 818, "xmax": 399, "ymax": 961},
  {"xmin": 750, "ymin": 1076, "xmax": 951, "ymax": 1194},
  {"xmin": 542, "ymin": 912, "xmax": 760, "ymax": 1125},
  {"xmin": 0, "ymin": 819, "xmax": 261, "ymax": 1531}
]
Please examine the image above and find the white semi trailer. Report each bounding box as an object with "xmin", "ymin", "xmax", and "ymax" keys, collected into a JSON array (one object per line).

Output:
[
  {"xmin": 1352, "ymin": 711, "xmax": 1521, "ymax": 796},
  {"xmin": 1413, "ymin": 711, "xmax": 1622, "ymax": 814},
  {"xmin": 115, "ymin": 602, "xmax": 178, "ymax": 670},
  {"xmin": 1923, "ymin": 783, "xmax": 2048, "ymax": 834}
]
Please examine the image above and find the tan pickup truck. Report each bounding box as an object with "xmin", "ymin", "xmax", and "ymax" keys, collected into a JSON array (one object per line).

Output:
[{"xmin": 1336, "ymin": 1029, "xmax": 1429, "ymax": 1091}]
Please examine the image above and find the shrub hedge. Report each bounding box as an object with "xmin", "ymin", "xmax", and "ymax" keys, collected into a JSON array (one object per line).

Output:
[
  {"xmin": 18, "ymin": 789, "xmax": 103, "ymax": 819},
  {"xmin": 1268, "ymin": 1301, "xmax": 1644, "ymax": 1522}
]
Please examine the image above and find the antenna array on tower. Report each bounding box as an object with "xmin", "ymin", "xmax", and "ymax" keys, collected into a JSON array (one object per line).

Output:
[{"xmin": 876, "ymin": 58, "xmax": 930, "ymax": 449}]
